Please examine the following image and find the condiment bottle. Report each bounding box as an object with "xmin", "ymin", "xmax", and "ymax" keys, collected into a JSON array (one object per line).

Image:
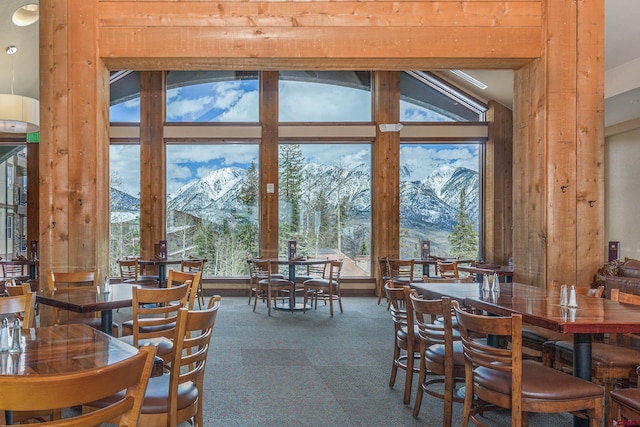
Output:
[
  {"xmin": 0, "ymin": 318, "xmax": 9, "ymax": 352},
  {"xmin": 9, "ymin": 319, "xmax": 21, "ymax": 353}
]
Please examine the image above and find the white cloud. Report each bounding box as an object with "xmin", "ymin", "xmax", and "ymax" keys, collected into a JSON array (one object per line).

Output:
[
  {"xmin": 166, "ymin": 95, "xmax": 215, "ymax": 120},
  {"xmin": 279, "ymin": 82, "xmax": 371, "ymax": 121}
]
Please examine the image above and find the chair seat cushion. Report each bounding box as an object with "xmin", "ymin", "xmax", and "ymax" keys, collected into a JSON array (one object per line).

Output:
[
  {"xmin": 425, "ymin": 340, "xmax": 465, "ymax": 368},
  {"xmin": 140, "ymin": 373, "xmax": 199, "ymax": 414},
  {"xmin": 397, "ymin": 325, "xmax": 420, "ymax": 348},
  {"xmin": 522, "ymin": 325, "xmax": 567, "ymax": 344},
  {"xmin": 119, "ymin": 335, "xmax": 173, "ymax": 358},
  {"xmin": 611, "ymin": 387, "xmax": 640, "ymax": 412},
  {"xmin": 258, "ymin": 278, "xmax": 292, "ymax": 287},
  {"xmin": 474, "ymin": 359, "xmax": 603, "ymax": 400},
  {"xmin": 303, "ymin": 279, "xmax": 338, "ymax": 288},
  {"xmin": 552, "ymin": 340, "xmax": 640, "ymax": 368},
  {"xmin": 122, "ymin": 319, "xmax": 176, "ymax": 335},
  {"xmin": 59, "ymin": 317, "xmax": 119, "ymax": 331},
  {"xmin": 87, "ymin": 372, "xmax": 198, "ymax": 414}
]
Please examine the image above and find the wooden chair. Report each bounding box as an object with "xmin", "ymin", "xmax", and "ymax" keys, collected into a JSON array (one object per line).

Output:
[
  {"xmin": 167, "ymin": 269, "xmax": 202, "ymax": 310},
  {"xmin": 2, "ymin": 262, "xmax": 29, "ymax": 282},
  {"xmin": 246, "ymin": 258, "xmax": 286, "ymax": 307},
  {"xmin": 3, "ymin": 282, "xmax": 35, "ymax": 328},
  {"xmin": 119, "ymin": 283, "xmax": 190, "ymax": 365},
  {"xmin": 409, "ymin": 290, "xmax": 465, "ymax": 424},
  {"xmin": 87, "ymin": 296, "xmax": 221, "ymax": 427},
  {"xmin": 118, "ymin": 258, "xmax": 158, "ymax": 287},
  {"xmin": 376, "ymin": 256, "xmax": 391, "ymax": 305},
  {"xmin": 302, "ymin": 260, "xmax": 343, "ymax": 316},
  {"xmin": 0, "ymin": 292, "xmax": 35, "ymax": 332},
  {"xmin": 611, "ymin": 365, "xmax": 640, "ymax": 423},
  {"xmin": 543, "ymin": 287, "xmax": 640, "ymax": 423},
  {"xmin": 46, "ymin": 270, "xmax": 120, "ymax": 336},
  {"xmin": 387, "ymin": 258, "xmax": 415, "ymax": 287},
  {"xmin": 437, "ymin": 261, "xmax": 459, "ymax": 278},
  {"xmin": 0, "ymin": 345, "xmax": 156, "ymax": 427},
  {"xmin": 252, "ymin": 259, "xmax": 294, "ymax": 316},
  {"xmin": 121, "ymin": 269, "xmax": 199, "ymax": 337},
  {"xmin": 181, "ymin": 258, "xmax": 206, "ymax": 309},
  {"xmin": 384, "ymin": 283, "xmax": 420, "ymax": 405},
  {"xmin": 451, "ymin": 300, "xmax": 603, "ymax": 427}
]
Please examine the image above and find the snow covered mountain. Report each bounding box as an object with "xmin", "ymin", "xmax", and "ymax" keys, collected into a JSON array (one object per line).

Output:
[{"xmin": 112, "ymin": 163, "xmax": 479, "ymax": 231}]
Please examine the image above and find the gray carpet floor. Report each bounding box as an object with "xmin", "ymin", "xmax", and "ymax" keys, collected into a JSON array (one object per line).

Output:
[
  {"xmin": 173, "ymin": 296, "xmax": 577, "ymax": 427},
  {"xmin": 102, "ymin": 296, "xmax": 582, "ymax": 426}
]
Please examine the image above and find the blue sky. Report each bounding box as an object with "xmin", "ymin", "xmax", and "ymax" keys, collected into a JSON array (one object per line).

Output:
[{"xmin": 109, "ymin": 78, "xmax": 479, "ymax": 195}]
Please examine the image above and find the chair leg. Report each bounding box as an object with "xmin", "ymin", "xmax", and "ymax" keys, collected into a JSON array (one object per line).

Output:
[
  {"xmin": 303, "ymin": 287, "xmax": 308, "ymax": 313},
  {"xmin": 389, "ymin": 343, "xmax": 400, "ymax": 387},
  {"xmin": 403, "ymin": 348, "xmax": 414, "ymax": 404},
  {"xmin": 412, "ymin": 353, "xmax": 426, "ymax": 417},
  {"xmin": 329, "ymin": 290, "xmax": 334, "ymax": 317}
]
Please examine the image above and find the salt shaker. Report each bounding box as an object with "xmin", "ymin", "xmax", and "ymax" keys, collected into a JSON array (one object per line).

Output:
[
  {"xmin": 568, "ymin": 285, "xmax": 578, "ymax": 308},
  {"xmin": 482, "ymin": 274, "xmax": 490, "ymax": 292},
  {"xmin": 9, "ymin": 319, "xmax": 21, "ymax": 353},
  {"xmin": 560, "ymin": 284, "xmax": 568, "ymax": 306},
  {"xmin": 103, "ymin": 275, "xmax": 111, "ymax": 294},
  {"xmin": 0, "ymin": 318, "xmax": 9, "ymax": 352},
  {"xmin": 492, "ymin": 273, "xmax": 500, "ymax": 291}
]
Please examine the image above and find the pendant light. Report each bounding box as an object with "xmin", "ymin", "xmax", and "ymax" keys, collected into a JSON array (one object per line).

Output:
[{"xmin": 0, "ymin": 45, "xmax": 39, "ymax": 134}]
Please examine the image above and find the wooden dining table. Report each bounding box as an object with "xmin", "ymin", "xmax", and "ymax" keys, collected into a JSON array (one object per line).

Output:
[
  {"xmin": 457, "ymin": 263, "xmax": 514, "ymax": 282},
  {"xmin": 137, "ymin": 258, "xmax": 183, "ymax": 287},
  {"xmin": 412, "ymin": 281, "xmax": 640, "ymax": 427},
  {"xmin": 36, "ymin": 283, "xmax": 135, "ymax": 336},
  {"xmin": 264, "ymin": 258, "xmax": 335, "ymax": 310},
  {"xmin": 0, "ymin": 323, "xmax": 140, "ymax": 424}
]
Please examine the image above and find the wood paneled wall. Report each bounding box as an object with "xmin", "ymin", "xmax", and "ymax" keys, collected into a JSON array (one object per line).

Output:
[{"xmin": 37, "ymin": 0, "xmax": 604, "ymax": 288}]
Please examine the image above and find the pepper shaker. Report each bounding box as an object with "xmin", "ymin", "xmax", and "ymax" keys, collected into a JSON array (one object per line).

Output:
[
  {"xmin": 9, "ymin": 319, "xmax": 21, "ymax": 353},
  {"xmin": 567, "ymin": 285, "xmax": 578, "ymax": 308},
  {"xmin": 0, "ymin": 318, "xmax": 9, "ymax": 352}
]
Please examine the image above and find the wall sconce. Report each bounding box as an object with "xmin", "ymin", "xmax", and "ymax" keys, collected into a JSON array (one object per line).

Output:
[{"xmin": 378, "ymin": 123, "xmax": 403, "ymax": 133}]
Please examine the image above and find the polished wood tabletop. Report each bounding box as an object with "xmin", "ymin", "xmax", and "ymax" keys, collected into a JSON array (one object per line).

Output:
[
  {"xmin": 36, "ymin": 282, "xmax": 134, "ymax": 313},
  {"xmin": 0, "ymin": 323, "xmax": 138, "ymax": 376},
  {"xmin": 466, "ymin": 283, "xmax": 640, "ymax": 334},
  {"xmin": 36, "ymin": 283, "xmax": 134, "ymax": 335},
  {"xmin": 415, "ymin": 280, "xmax": 640, "ymax": 427},
  {"xmin": 458, "ymin": 264, "xmax": 514, "ymax": 277}
]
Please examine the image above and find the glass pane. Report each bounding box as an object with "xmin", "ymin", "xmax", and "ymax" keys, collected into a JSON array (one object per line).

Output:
[
  {"xmin": 279, "ymin": 71, "xmax": 372, "ymax": 122},
  {"xmin": 166, "ymin": 71, "xmax": 259, "ymax": 122},
  {"xmin": 278, "ymin": 143, "xmax": 371, "ymax": 276},
  {"xmin": 400, "ymin": 71, "xmax": 484, "ymax": 122},
  {"xmin": 399, "ymin": 143, "xmax": 480, "ymax": 261},
  {"xmin": 110, "ymin": 71, "xmax": 140, "ymax": 123},
  {"xmin": 110, "ymin": 145, "xmax": 141, "ymax": 274},
  {"xmin": 0, "ymin": 148, "xmax": 27, "ymax": 258},
  {"xmin": 166, "ymin": 143, "xmax": 259, "ymax": 276}
]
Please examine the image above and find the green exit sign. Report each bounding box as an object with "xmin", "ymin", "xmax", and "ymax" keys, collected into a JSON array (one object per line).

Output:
[{"xmin": 26, "ymin": 131, "xmax": 39, "ymax": 143}]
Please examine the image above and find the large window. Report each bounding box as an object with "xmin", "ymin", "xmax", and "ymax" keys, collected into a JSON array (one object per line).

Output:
[
  {"xmin": 399, "ymin": 143, "xmax": 480, "ymax": 260},
  {"xmin": 279, "ymin": 143, "xmax": 372, "ymax": 276},
  {"xmin": 109, "ymin": 145, "xmax": 141, "ymax": 275},
  {"xmin": 166, "ymin": 143, "xmax": 259, "ymax": 276},
  {"xmin": 279, "ymin": 71, "xmax": 372, "ymax": 122},
  {"xmin": 108, "ymin": 70, "xmax": 488, "ymax": 279},
  {"xmin": 166, "ymin": 71, "xmax": 259, "ymax": 122}
]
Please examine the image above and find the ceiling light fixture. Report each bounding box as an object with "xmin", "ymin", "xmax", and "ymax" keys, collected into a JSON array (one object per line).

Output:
[
  {"xmin": 450, "ymin": 70, "xmax": 488, "ymax": 90},
  {"xmin": 12, "ymin": 4, "xmax": 39, "ymax": 27},
  {"xmin": 0, "ymin": 45, "xmax": 39, "ymax": 134}
]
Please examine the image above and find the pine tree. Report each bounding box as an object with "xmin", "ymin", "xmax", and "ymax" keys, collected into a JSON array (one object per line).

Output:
[
  {"xmin": 448, "ymin": 188, "xmax": 478, "ymax": 259},
  {"xmin": 238, "ymin": 161, "xmax": 258, "ymax": 213},
  {"xmin": 279, "ymin": 144, "xmax": 304, "ymax": 231}
]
